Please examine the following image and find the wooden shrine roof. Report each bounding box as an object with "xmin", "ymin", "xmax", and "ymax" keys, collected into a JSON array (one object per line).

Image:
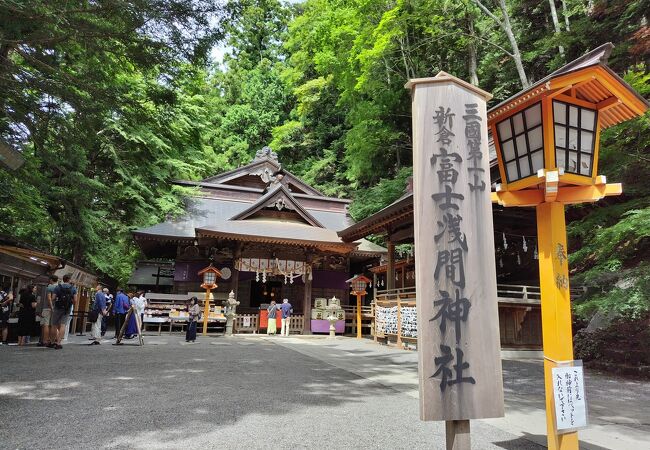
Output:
[
  {"xmin": 196, "ymin": 220, "xmax": 358, "ymax": 254},
  {"xmin": 133, "ymin": 151, "xmax": 386, "ymax": 258}
]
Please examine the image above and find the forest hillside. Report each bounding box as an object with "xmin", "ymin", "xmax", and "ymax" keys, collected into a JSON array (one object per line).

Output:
[{"xmin": 1, "ymin": 0, "xmax": 648, "ymax": 324}]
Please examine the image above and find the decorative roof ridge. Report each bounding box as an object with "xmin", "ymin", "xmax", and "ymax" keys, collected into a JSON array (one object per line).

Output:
[{"xmin": 229, "ymin": 183, "xmax": 325, "ymax": 228}]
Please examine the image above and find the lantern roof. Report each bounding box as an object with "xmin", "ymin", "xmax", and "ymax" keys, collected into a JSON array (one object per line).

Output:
[
  {"xmin": 198, "ymin": 264, "xmax": 222, "ymax": 277},
  {"xmin": 488, "ymin": 43, "xmax": 649, "ymax": 129},
  {"xmin": 345, "ymin": 274, "xmax": 372, "ymax": 284}
]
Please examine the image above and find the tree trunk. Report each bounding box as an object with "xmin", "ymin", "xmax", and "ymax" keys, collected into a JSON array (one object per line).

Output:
[
  {"xmin": 548, "ymin": 0, "xmax": 565, "ymax": 57},
  {"xmin": 472, "ymin": 0, "xmax": 530, "ymax": 89},
  {"xmin": 561, "ymin": 0, "xmax": 571, "ymax": 31},
  {"xmin": 497, "ymin": 0, "xmax": 530, "ymax": 88},
  {"xmin": 467, "ymin": 14, "xmax": 479, "ymax": 86}
]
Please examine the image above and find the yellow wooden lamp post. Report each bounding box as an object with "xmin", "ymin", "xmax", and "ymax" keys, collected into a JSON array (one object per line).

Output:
[
  {"xmin": 198, "ymin": 264, "xmax": 221, "ymax": 336},
  {"xmin": 489, "ymin": 44, "xmax": 648, "ymax": 450},
  {"xmin": 346, "ymin": 275, "xmax": 371, "ymax": 339}
]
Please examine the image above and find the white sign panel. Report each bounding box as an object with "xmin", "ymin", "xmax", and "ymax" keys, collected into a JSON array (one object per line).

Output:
[
  {"xmin": 242, "ymin": 316, "xmax": 251, "ymax": 328},
  {"xmin": 552, "ymin": 363, "xmax": 587, "ymax": 432}
]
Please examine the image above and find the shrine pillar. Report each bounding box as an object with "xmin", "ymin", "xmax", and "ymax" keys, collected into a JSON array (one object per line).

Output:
[
  {"xmin": 386, "ymin": 239, "xmax": 396, "ymax": 291},
  {"xmin": 302, "ymin": 253, "xmax": 313, "ymax": 334}
]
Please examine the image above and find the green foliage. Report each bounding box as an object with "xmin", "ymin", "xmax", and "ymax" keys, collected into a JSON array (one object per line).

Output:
[
  {"xmin": 348, "ymin": 167, "xmax": 413, "ymax": 221},
  {"xmin": 2, "ymin": 0, "xmax": 649, "ymax": 317},
  {"xmin": 568, "ymin": 70, "xmax": 650, "ymax": 319},
  {"xmin": 574, "ymin": 316, "xmax": 650, "ymax": 365}
]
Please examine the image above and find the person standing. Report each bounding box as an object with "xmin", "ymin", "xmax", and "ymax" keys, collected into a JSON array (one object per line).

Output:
[
  {"xmin": 124, "ymin": 292, "xmax": 138, "ymax": 338},
  {"xmin": 132, "ymin": 291, "xmax": 147, "ymax": 329},
  {"xmin": 37, "ymin": 275, "xmax": 57, "ymax": 347},
  {"xmin": 63, "ymin": 281, "xmax": 77, "ymax": 343},
  {"xmin": 185, "ymin": 297, "xmax": 200, "ymax": 343},
  {"xmin": 112, "ymin": 288, "xmax": 129, "ymax": 339},
  {"xmin": 280, "ymin": 298, "xmax": 292, "ymax": 337},
  {"xmin": 17, "ymin": 285, "xmax": 37, "ymax": 346},
  {"xmin": 51, "ymin": 275, "xmax": 77, "ymax": 349},
  {"xmin": 267, "ymin": 300, "xmax": 278, "ymax": 335},
  {"xmin": 0, "ymin": 285, "xmax": 14, "ymax": 345},
  {"xmin": 101, "ymin": 288, "xmax": 113, "ymax": 337},
  {"xmin": 90, "ymin": 285, "xmax": 107, "ymax": 345}
]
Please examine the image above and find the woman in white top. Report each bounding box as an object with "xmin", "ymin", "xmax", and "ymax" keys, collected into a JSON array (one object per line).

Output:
[{"xmin": 132, "ymin": 292, "xmax": 147, "ymax": 328}]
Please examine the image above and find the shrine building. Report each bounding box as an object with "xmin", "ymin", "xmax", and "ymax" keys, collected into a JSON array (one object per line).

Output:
[{"xmin": 130, "ymin": 147, "xmax": 385, "ymax": 333}]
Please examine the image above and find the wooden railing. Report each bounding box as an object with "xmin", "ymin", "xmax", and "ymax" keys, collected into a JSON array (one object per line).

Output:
[
  {"xmin": 234, "ymin": 314, "xmax": 304, "ymax": 334},
  {"xmin": 375, "ymin": 284, "xmax": 586, "ymax": 304},
  {"xmin": 372, "ymin": 283, "xmax": 586, "ymax": 349},
  {"xmin": 341, "ymin": 305, "xmax": 374, "ymax": 336}
]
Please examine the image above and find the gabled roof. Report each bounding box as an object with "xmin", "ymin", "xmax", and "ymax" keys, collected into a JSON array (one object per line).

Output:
[
  {"xmin": 488, "ymin": 42, "xmax": 649, "ymax": 127},
  {"xmin": 201, "ymin": 148, "xmax": 324, "ymax": 196},
  {"xmin": 196, "ymin": 220, "xmax": 357, "ymax": 254},
  {"xmin": 231, "ymin": 183, "xmax": 325, "ymax": 228}
]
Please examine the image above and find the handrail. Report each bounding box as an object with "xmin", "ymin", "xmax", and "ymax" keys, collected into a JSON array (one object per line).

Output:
[{"xmin": 375, "ymin": 283, "xmax": 586, "ymax": 303}]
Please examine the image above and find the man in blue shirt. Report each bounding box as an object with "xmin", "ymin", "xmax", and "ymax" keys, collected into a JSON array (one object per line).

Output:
[
  {"xmin": 112, "ymin": 288, "xmax": 130, "ymax": 339},
  {"xmin": 90, "ymin": 285, "xmax": 107, "ymax": 345},
  {"xmin": 279, "ymin": 298, "xmax": 292, "ymax": 337}
]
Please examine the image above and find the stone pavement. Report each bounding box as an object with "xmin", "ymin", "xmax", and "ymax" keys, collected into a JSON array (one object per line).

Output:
[
  {"xmin": 269, "ymin": 335, "xmax": 650, "ymax": 450},
  {"xmin": 0, "ymin": 334, "xmax": 647, "ymax": 449}
]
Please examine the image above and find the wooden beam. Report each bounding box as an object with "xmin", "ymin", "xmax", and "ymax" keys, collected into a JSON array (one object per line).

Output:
[
  {"xmin": 556, "ymin": 183, "xmax": 622, "ymax": 204},
  {"xmin": 596, "ymin": 96, "xmax": 620, "ymax": 111},
  {"xmin": 389, "ymin": 225, "xmax": 414, "ymax": 243},
  {"xmin": 491, "ymin": 190, "xmax": 544, "ymax": 207}
]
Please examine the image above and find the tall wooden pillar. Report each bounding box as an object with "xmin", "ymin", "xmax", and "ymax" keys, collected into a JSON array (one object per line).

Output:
[
  {"xmin": 231, "ymin": 243, "xmax": 242, "ymax": 299},
  {"xmin": 386, "ymin": 239, "xmax": 396, "ymax": 291},
  {"xmin": 302, "ymin": 253, "xmax": 313, "ymax": 334}
]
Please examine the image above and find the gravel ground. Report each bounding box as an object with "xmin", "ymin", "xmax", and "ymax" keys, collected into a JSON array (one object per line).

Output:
[{"xmin": 0, "ymin": 335, "xmax": 544, "ymax": 450}]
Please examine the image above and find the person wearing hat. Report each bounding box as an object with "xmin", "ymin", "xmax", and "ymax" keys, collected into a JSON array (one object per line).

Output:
[{"xmin": 186, "ymin": 297, "xmax": 200, "ymax": 342}]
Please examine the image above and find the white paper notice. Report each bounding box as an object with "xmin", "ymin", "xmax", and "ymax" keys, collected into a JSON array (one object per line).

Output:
[
  {"xmin": 552, "ymin": 364, "xmax": 587, "ymax": 432},
  {"xmin": 243, "ymin": 316, "xmax": 251, "ymax": 328}
]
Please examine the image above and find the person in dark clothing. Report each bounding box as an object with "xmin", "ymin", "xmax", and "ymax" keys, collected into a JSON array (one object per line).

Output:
[
  {"xmin": 0, "ymin": 285, "xmax": 14, "ymax": 345},
  {"xmin": 17, "ymin": 285, "xmax": 37, "ymax": 346},
  {"xmin": 112, "ymin": 289, "xmax": 130, "ymax": 339},
  {"xmin": 101, "ymin": 288, "xmax": 113, "ymax": 337},
  {"xmin": 185, "ymin": 297, "xmax": 200, "ymax": 343}
]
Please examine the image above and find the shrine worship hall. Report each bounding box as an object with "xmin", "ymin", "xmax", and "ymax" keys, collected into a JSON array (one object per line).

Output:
[
  {"xmin": 130, "ymin": 41, "xmax": 646, "ymax": 348},
  {"xmin": 129, "ymin": 142, "xmax": 548, "ymax": 351}
]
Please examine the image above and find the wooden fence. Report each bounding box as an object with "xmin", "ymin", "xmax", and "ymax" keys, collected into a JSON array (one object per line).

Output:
[
  {"xmin": 234, "ymin": 314, "xmax": 304, "ymax": 334},
  {"xmin": 341, "ymin": 305, "xmax": 374, "ymax": 336},
  {"xmin": 372, "ymin": 284, "xmax": 585, "ymax": 349}
]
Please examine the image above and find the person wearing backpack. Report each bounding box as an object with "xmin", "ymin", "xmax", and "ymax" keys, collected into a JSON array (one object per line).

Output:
[{"xmin": 50, "ymin": 274, "xmax": 77, "ymax": 349}]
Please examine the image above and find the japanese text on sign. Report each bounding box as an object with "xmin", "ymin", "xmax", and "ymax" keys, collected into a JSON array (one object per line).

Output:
[
  {"xmin": 552, "ymin": 364, "xmax": 587, "ymax": 432},
  {"xmin": 429, "ymin": 104, "xmax": 487, "ymax": 392}
]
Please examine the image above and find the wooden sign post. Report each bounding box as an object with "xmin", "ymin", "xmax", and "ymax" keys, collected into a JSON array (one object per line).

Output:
[{"xmin": 406, "ymin": 72, "xmax": 504, "ymax": 448}]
